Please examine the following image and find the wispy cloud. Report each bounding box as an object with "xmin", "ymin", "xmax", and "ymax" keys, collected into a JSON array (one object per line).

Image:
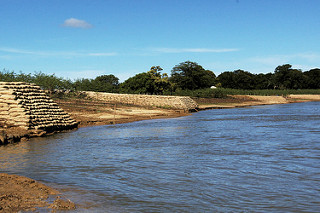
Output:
[
  {"xmin": 251, "ymin": 53, "xmax": 320, "ymax": 66},
  {"xmin": 0, "ymin": 47, "xmax": 40, "ymax": 55},
  {"xmin": 0, "ymin": 47, "xmax": 117, "ymax": 57},
  {"xmin": 153, "ymin": 48, "xmax": 239, "ymax": 53},
  {"xmin": 87, "ymin": 52, "xmax": 117, "ymax": 56},
  {"xmin": 62, "ymin": 18, "xmax": 93, "ymax": 29}
]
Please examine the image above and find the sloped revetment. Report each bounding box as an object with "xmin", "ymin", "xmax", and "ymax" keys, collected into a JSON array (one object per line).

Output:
[{"xmin": 0, "ymin": 82, "xmax": 78, "ymax": 131}]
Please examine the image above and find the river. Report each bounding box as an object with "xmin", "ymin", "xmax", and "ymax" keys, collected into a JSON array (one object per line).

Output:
[{"xmin": 1, "ymin": 102, "xmax": 319, "ymax": 212}]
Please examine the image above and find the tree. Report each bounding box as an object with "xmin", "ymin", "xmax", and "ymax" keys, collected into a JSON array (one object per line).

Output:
[
  {"xmin": 120, "ymin": 66, "xmax": 171, "ymax": 94},
  {"xmin": 33, "ymin": 72, "xmax": 71, "ymax": 91},
  {"xmin": 304, "ymin": 68, "xmax": 320, "ymax": 89},
  {"xmin": 216, "ymin": 71, "xmax": 236, "ymax": 89},
  {"xmin": 274, "ymin": 64, "xmax": 305, "ymax": 89},
  {"xmin": 147, "ymin": 66, "xmax": 171, "ymax": 94},
  {"xmin": 254, "ymin": 73, "xmax": 276, "ymax": 89},
  {"xmin": 170, "ymin": 61, "xmax": 216, "ymax": 90},
  {"xmin": 94, "ymin": 74, "xmax": 119, "ymax": 92},
  {"xmin": 217, "ymin": 69, "xmax": 255, "ymax": 89},
  {"xmin": 120, "ymin": 72, "xmax": 153, "ymax": 94},
  {"xmin": 73, "ymin": 78, "xmax": 95, "ymax": 91}
]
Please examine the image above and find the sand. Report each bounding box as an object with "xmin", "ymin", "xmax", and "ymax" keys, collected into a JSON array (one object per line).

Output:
[
  {"xmin": 197, "ymin": 94, "xmax": 320, "ymax": 110},
  {"xmin": 0, "ymin": 173, "xmax": 75, "ymax": 212}
]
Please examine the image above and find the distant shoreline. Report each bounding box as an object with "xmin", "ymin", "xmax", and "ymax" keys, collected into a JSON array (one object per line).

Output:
[{"xmin": 196, "ymin": 94, "xmax": 320, "ymax": 110}]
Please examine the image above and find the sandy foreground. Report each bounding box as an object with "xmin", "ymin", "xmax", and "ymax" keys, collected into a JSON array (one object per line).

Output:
[
  {"xmin": 1, "ymin": 94, "xmax": 319, "ymax": 212},
  {"xmin": 0, "ymin": 173, "xmax": 75, "ymax": 212}
]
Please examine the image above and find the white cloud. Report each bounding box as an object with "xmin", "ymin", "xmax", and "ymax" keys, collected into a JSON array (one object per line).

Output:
[
  {"xmin": 250, "ymin": 55, "xmax": 289, "ymax": 67},
  {"xmin": 87, "ymin": 52, "xmax": 117, "ymax": 56},
  {"xmin": 250, "ymin": 53, "xmax": 320, "ymax": 68},
  {"xmin": 62, "ymin": 18, "xmax": 93, "ymax": 28},
  {"xmin": 153, "ymin": 48, "xmax": 239, "ymax": 53},
  {"xmin": 0, "ymin": 47, "xmax": 39, "ymax": 55},
  {"xmin": 0, "ymin": 47, "xmax": 117, "ymax": 57}
]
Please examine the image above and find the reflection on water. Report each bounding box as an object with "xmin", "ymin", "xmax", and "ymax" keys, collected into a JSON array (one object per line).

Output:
[{"xmin": 0, "ymin": 102, "xmax": 320, "ymax": 212}]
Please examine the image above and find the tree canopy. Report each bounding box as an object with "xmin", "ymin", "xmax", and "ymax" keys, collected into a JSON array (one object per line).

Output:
[
  {"xmin": 170, "ymin": 61, "xmax": 216, "ymax": 90},
  {"xmin": 120, "ymin": 66, "xmax": 171, "ymax": 94}
]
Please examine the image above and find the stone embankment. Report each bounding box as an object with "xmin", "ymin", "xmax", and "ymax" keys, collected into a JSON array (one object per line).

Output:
[
  {"xmin": 0, "ymin": 82, "xmax": 78, "ymax": 144},
  {"xmin": 85, "ymin": 91, "xmax": 199, "ymax": 111}
]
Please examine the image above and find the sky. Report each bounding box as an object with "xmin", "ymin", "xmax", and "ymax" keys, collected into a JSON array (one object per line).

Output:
[{"xmin": 1, "ymin": 0, "xmax": 320, "ymax": 82}]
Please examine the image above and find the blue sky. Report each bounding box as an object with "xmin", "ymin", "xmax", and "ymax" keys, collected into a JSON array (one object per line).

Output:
[{"xmin": 1, "ymin": 0, "xmax": 320, "ymax": 82}]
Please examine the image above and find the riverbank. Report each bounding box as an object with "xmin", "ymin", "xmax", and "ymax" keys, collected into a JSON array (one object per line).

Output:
[
  {"xmin": 195, "ymin": 94, "xmax": 320, "ymax": 110},
  {"xmin": 1, "ymin": 94, "xmax": 320, "ymax": 212},
  {"xmin": 53, "ymin": 97, "xmax": 190, "ymax": 128},
  {"xmin": 54, "ymin": 94, "xmax": 320, "ymax": 128},
  {"xmin": 0, "ymin": 173, "xmax": 75, "ymax": 212}
]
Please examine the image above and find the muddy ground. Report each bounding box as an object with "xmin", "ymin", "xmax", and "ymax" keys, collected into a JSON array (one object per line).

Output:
[{"xmin": 0, "ymin": 173, "xmax": 75, "ymax": 212}]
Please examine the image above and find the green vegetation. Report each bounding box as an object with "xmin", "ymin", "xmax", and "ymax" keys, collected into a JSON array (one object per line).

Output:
[
  {"xmin": 120, "ymin": 66, "xmax": 171, "ymax": 95},
  {"xmin": 1, "ymin": 61, "xmax": 320, "ymax": 99},
  {"xmin": 170, "ymin": 61, "xmax": 215, "ymax": 90}
]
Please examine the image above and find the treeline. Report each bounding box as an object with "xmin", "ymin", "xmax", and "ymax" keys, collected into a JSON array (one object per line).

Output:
[
  {"xmin": 218, "ymin": 64, "xmax": 320, "ymax": 90},
  {"xmin": 1, "ymin": 61, "xmax": 320, "ymax": 96},
  {"xmin": 0, "ymin": 70, "xmax": 119, "ymax": 93}
]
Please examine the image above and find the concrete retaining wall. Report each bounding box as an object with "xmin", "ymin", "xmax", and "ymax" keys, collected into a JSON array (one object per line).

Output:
[
  {"xmin": 0, "ymin": 82, "xmax": 78, "ymax": 131},
  {"xmin": 85, "ymin": 92, "xmax": 198, "ymax": 111}
]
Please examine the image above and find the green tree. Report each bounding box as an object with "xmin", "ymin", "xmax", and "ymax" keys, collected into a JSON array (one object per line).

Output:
[
  {"xmin": 93, "ymin": 74, "xmax": 119, "ymax": 92},
  {"xmin": 73, "ymin": 78, "xmax": 95, "ymax": 91},
  {"xmin": 120, "ymin": 66, "xmax": 171, "ymax": 94},
  {"xmin": 0, "ymin": 69, "xmax": 16, "ymax": 82},
  {"xmin": 33, "ymin": 72, "xmax": 71, "ymax": 91},
  {"xmin": 120, "ymin": 72, "xmax": 153, "ymax": 94},
  {"xmin": 274, "ymin": 64, "xmax": 306, "ymax": 89},
  {"xmin": 304, "ymin": 68, "xmax": 320, "ymax": 89},
  {"xmin": 147, "ymin": 66, "xmax": 171, "ymax": 94},
  {"xmin": 253, "ymin": 73, "xmax": 276, "ymax": 89},
  {"xmin": 217, "ymin": 70, "xmax": 255, "ymax": 89},
  {"xmin": 170, "ymin": 61, "xmax": 216, "ymax": 90}
]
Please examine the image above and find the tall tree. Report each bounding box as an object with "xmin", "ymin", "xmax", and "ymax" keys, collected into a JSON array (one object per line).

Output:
[
  {"xmin": 170, "ymin": 61, "xmax": 216, "ymax": 90},
  {"xmin": 217, "ymin": 70, "xmax": 255, "ymax": 89},
  {"xmin": 304, "ymin": 68, "xmax": 320, "ymax": 89},
  {"xmin": 147, "ymin": 66, "xmax": 171, "ymax": 94},
  {"xmin": 94, "ymin": 74, "xmax": 119, "ymax": 92},
  {"xmin": 274, "ymin": 64, "xmax": 305, "ymax": 89},
  {"xmin": 120, "ymin": 66, "xmax": 171, "ymax": 95}
]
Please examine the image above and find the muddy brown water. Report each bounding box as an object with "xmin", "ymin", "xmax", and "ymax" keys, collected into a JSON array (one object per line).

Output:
[{"xmin": 0, "ymin": 102, "xmax": 319, "ymax": 212}]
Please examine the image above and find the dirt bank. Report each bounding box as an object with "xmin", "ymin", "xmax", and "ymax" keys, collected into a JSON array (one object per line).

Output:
[
  {"xmin": 0, "ymin": 173, "xmax": 75, "ymax": 212},
  {"xmin": 54, "ymin": 98, "xmax": 190, "ymax": 128},
  {"xmin": 196, "ymin": 94, "xmax": 320, "ymax": 110}
]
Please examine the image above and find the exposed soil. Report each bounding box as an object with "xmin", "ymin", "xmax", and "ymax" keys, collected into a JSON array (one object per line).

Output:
[
  {"xmin": 196, "ymin": 94, "xmax": 320, "ymax": 109},
  {"xmin": 0, "ymin": 173, "xmax": 75, "ymax": 212},
  {"xmin": 53, "ymin": 98, "xmax": 190, "ymax": 128}
]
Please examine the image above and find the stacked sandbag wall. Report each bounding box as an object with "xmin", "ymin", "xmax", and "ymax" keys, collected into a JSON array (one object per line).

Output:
[
  {"xmin": 0, "ymin": 82, "xmax": 78, "ymax": 131},
  {"xmin": 85, "ymin": 91, "xmax": 198, "ymax": 111}
]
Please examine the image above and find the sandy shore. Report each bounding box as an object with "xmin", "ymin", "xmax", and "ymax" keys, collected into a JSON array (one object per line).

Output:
[
  {"xmin": 1, "ymin": 94, "xmax": 319, "ymax": 212},
  {"xmin": 0, "ymin": 173, "xmax": 75, "ymax": 212},
  {"xmin": 196, "ymin": 94, "xmax": 320, "ymax": 110}
]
